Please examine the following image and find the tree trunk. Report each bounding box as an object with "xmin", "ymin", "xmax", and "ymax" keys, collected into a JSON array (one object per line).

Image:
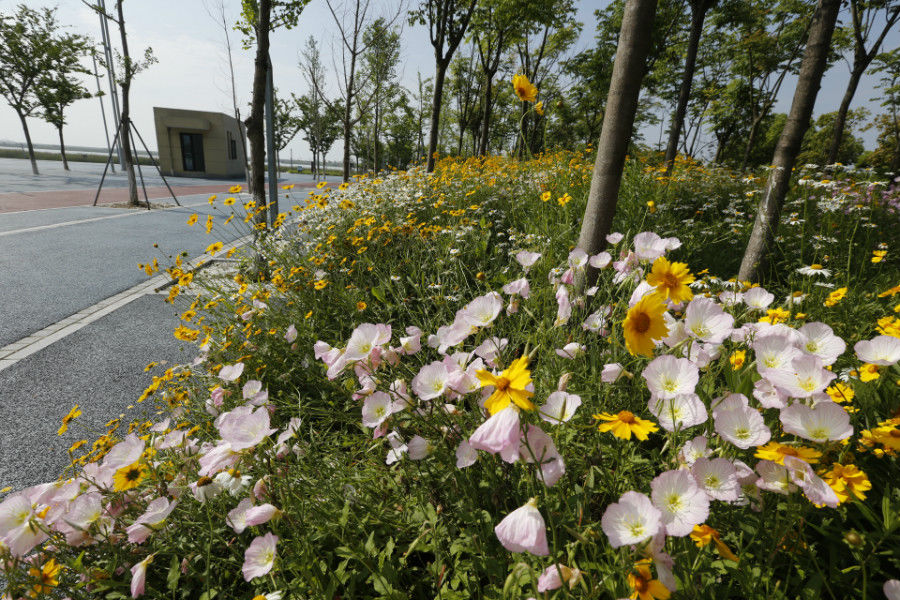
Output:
[
  {"xmin": 826, "ymin": 63, "xmax": 864, "ymax": 165},
  {"xmin": 663, "ymin": 1, "xmax": 708, "ymax": 173},
  {"xmin": 115, "ymin": 0, "xmax": 139, "ymax": 206},
  {"xmin": 18, "ymin": 112, "xmax": 39, "ymax": 175},
  {"xmin": 58, "ymin": 126, "xmax": 69, "ymax": 171},
  {"xmin": 426, "ymin": 59, "xmax": 449, "ymax": 173},
  {"xmin": 246, "ymin": 0, "xmax": 272, "ymax": 209},
  {"xmin": 479, "ymin": 73, "xmax": 494, "ymax": 155},
  {"xmin": 575, "ymin": 0, "xmax": 657, "ymax": 283},
  {"xmin": 738, "ymin": 0, "xmax": 841, "ymax": 282}
]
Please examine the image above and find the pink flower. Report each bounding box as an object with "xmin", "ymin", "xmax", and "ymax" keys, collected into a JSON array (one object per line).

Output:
[
  {"xmin": 126, "ymin": 497, "xmax": 177, "ymax": 544},
  {"xmin": 102, "ymin": 433, "xmax": 145, "ymax": 470},
  {"xmin": 780, "ymin": 401, "xmax": 853, "ymax": 442},
  {"xmin": 764, "ymin": 355, "xmax": 836, "ymax": 398},
  {"xmin": 361, "ymin": 392, "xmax": 394, "ymax": 428},
  {"xmin": 537, "ymin": 564, "xmax": 580, "ymax": 592},
  {"xmin": 494, "ymin": 498, "xmax": 549, "ymax": 555},
  {"xmin": 555, "ymin": 342, "xmax": 586, "ymax": 359},
  {"xmin": 130, "ymin": 554, "xmax": 154, "ymax": 598},
  {"xmin": 601, "ymin": 491, "xmax": 661, "ymax": 547},
  {"xmin": 217, "ymin": 405, "xmax": 276, "ymax": 451},
  {"xmin": 601, "ymin": 363, "xmax": 624, "ymax": 383},
  {"xmin": 642, "ymin": 355, "xmax": 699, "ymax": 400},
  {"xmin": 218, "ymin": 362, "xmax": 245, "ymax": 382},
  {"xmin": 460, "ymin": 292, "xmax": 504, "ymax": 328},
  {"xmin": 590, "ymin": 251, "xmax": 612, "ymax": 268},
  {"xmin": 713, "ymin": 402, "xmax": 771, "ymax": 449},
  {"xmin": 783, "ymin": 456, "xmax": 839, "ymax": 508},
  {"xmin": 539, "ymin": 391, "xmax": 582, "ymax": 424},
  {"xmin": 284, "ymin": 324, "xmax": 298, "ymax": 343},
  {"xmin": 651, "ymin": 469, "xmax": 709, "ymax": 536},
  {"xmin": 691, "ymin": 458, "xmax": 739, "ymax": 502},
  {"xmin": 633, "ymin": 232, "xmax": 667, "ymax": 262},
  {"xmin": 242, "ymin": 532, "xmax": 278, "ymax": 581},
  {"xmin": 228, "ymin": 498, "xmax": 280, "ymax": 534},
  {"xmin": 515, "ymin": 251, "xmax": 541, "ymax": 269},
  {"xmin": 456, "ymin": 440, "xmax": 478, "ymax": 468},
  {"xmin": 469, "ymin": 406, "xmax": 522, "ymax": 463},
  {"xmin": 412, "ymin": 361, "xmax": 451, "ymax": 400},
  {"xmin": 854, "ymin": 335, "xmax": 900, "ymax": 366},
  {"xmin": 554, "ymin": 286, "xmax": 571, "ymax": 326}
]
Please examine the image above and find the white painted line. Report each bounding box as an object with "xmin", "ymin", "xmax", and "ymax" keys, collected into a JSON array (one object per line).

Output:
[
  {"xmin": 0, "ymin": 199, "xmax": 216, "ymax": 238},
  {"xmin": 0, "ymin": 234, "xmax": 252, "ymax": 373}
]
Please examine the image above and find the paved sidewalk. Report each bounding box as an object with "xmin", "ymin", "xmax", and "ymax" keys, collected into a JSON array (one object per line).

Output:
[{"xmin": 0, "ymin": 183, "xmax": 240, "ymax": 213}]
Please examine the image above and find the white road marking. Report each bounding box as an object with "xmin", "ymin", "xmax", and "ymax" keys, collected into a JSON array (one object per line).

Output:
[
  {"xmin": 0, "ymin": 234, "xmax": 251, "ymax": 373},
  {"xmin": 0, "ymin": 200, "xmax": 211, "ymax": 238}
]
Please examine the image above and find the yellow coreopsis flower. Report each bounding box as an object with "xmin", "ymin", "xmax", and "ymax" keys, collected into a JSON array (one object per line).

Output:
[
  {"xmin": 822, "ymin": 463, "xmax": 872, "ymax": 503},
  {"xmin": 476, "ymin": 356, "xmax": 535, "ymax": 415},
  {"xmin": 113, "ymin": 462, "xmax": 148, "ymax": 492},
  {"xmin": 594, "ymin": 410, "xmax": 658, "ymax": 441},
  {"xmin": 729, "ymin": 350, "xmax": 746, "ymax": 370},
  {"xmin": 872, "ymin": 250, "xmax": 887, "ymax": 263},
  {"xmin": 690, "ymin": 525, "xmax": 739, "ymax": 562},
  {"xmin": 206, "ymin": 242, "xmax": 224, "ymax": 255},
  {"xmin": 859, "ymin": 363, "xmax": 880, "ymax": 382},
  {"xmin": 186, "ymin": 214, "xmax": 198, "ymax": 226},
  {"xmin": 826, "ymin": 382, "xmax": 854, "ymax": 404},
  {"xmin": 623, "ymin": 294, "xmax": 669, "ymax": 357},
  {"xmin": 28, "ymin": 558, "xmax": 61, "ymax": 596},
  {"xmin": 627, "ymin": 559, "xmax": 671, "ymax": 600},
  {"xmin": 57, "ymin": 404, "xmax": 82, "ymax": 436},
  {"xmin": 646, "ymin": 256, "xmax": 694, "ymax": 304},
  {"xmin": 824, "ymin": 287, "xmax": 848, "ymax": 307},
  {"xmin": 228, "ymin": 184, "xmax": 243, "ymax": 193},
  {"xmin": 535, "ymin": 100, "xmax": 544, "ymax": 115},
  {"xmin": 512, "ymin": 73, "xmax": 538, "ymax": 103},
  {"xmin": 754, "ymin": 441, "xmax": 821, "ymax": 465}
]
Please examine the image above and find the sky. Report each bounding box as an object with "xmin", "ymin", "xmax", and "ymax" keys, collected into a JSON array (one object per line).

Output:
[{"xmin": 0, "ymin": 0, "xmax": 898, "ymax": 163}]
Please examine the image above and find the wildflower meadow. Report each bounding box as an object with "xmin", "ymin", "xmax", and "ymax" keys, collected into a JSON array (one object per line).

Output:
[{"xmin": 1, "ymin": 141, "xmax": 899, "ymax": 600}]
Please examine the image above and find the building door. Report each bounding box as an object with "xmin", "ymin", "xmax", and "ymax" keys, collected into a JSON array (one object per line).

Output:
[{"xmin": 180, "ymin": 133, "xmax": 205, "ymax": 172}]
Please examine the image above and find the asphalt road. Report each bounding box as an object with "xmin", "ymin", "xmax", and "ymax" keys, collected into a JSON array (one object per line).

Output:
[{"xmin": 0, "ymin": 294, "xmax": 190, "ymax": 491}]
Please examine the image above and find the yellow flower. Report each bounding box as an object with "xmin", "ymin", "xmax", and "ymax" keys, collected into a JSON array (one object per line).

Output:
[
  {"xmin": 535, "ymin": 100, "xmax": 544, "ymax": 115},
  {"xmin": 113, "ymin": 462, "xmax": 148, "ymax": 491},
  {"xmin": 822, "ymin": 463, "xmax": 872, "ymax": 503},
  {"xmin": 877, "ymin": 316, "xmax": 900, "ymax": 338},
  {"xmin": 690, "ymin": 525, "xmax": 739, "ymax": 562},
  {"xmin": 729, "ymin": 350, "xmax": 746, "ymax": 370},
  {"xmin": 541, "ymin": 190, "xmax": 551, "ymax": 202},
  {"xmin": 28, "ymin": 558, "xmax": 61, "ymax": 596},
  {"xmin": 57, "ymin": 404, "xmax": 82, "ymax": 436},
  {"xmin": 224, "ymin": 196, "xmax": 236, "ymax": 206},
  {"xmin": 557, "ymin": 193, "xmax": 572, "ymax": 206},
  {"xmin": 205, "ymin": 215, "xmax": 214, "ymax": 234},
  {"xmin": 339, "ymin": 182, "xmax": 350, "ymax": 191},
  {"xmin": 627, "ymin": 559, "xmax": 671, "ymax": 600},
  {"xmin": 174, "ymin": 326, "xmax": 200, "ymax": 342},
  {"xmin": 316, "ymin": 181, "xmax": 328, "ymax": 189},
  {"xmin": 186, "ymin": 214, "xmax": 198, "ymax": 226},
  {"xmin": 646, "ymin": 256, "xmax": 694, "ymax": 304},
  {"xmin": 512, "ymin": 73, "xmax": 538, "ymax": 103},
  {"xmin": 759, "ymin": 307, "xmax": 791, "ymax": 325},
  {"xmin": 754, "ymin": 441, "xmax": 821, "ymax": 465},
  {"xmin": 623, "ymin": 294, "xmax": 669, "ymax": 357},
  {"xmin": 859, "ymin": 363, "xmax": 880, "ymax": 382},
  {"xmin": 872, "ymin": 250, "xmax": 887, "ymax": 263},
  {"xmin": 476, "ymin": 357, "xmax": 535, "ymax": 415},
  {"xmin": 206, "ymin": 242, "xmax": 224, "ymax": 255},
  {"xmin": 313, "ymin": 279, "xmax": 329, "ymax": 290},
  {"xmin": 207, "ymin": 194, "xmax": 216, "ymax": 205},
  {"xmin": 826, "ymin": 382, "xmax": 854, "ymax": 404},
  {"xmin": 228, "ymin": 184, "xmax": 242, "ymax": 193},
  {"xmin": 356, "ymin": 301, "xmax": 366, "ymax": 311},
  {"xmin": 593, "ymin": 410, "xmax": 658, "ymax": 441},
  {"xmin": 824, "ymin": 287, "xmax": 847, "ymax": 307}
]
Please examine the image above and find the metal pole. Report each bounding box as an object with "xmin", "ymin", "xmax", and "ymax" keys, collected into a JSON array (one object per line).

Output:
[
  {"xmin": 129, "ymin": 124, "xmax": 151, "ymax": 210},
  {"xmin": 93, "ymin": 120, "xmax": 123, "ymax": 206},
  {"xmin": 131, "ymin": 121, "xmax": 181, "ymax": 206},
  {"xmin": 97, "ymin": 0, "xmax": 125, "ymax": 171},
  {"xmin": 264, "ymin": 59, "xmax": 278, "ymax": 226},
  {"xmin": 92, "ymin": 50, "xmax": 115, "ymax": 173}
]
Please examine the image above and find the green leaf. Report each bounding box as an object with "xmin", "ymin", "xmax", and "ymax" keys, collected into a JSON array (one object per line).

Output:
[{"xmin": 167, "ymin": 554, "xmax": 181, "ymax": 592}]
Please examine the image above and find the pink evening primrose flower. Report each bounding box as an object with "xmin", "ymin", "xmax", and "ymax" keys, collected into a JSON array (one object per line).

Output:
[
  {"xmin": 539, "ymin": 391, "xmax": 582, "ymax": 424},
  {"xmin": 126, "ymin": 497, "xmax": 177, "ymax": 544},
  {"xmin": 648, "ymin": 393, "xmax": 708, "ymax": 432},
  {"xmin": 601, "ymin": 363, "xmax": 624, "ymax": 383},
  {"xmin": 783, "ymin": 456, "xmax": 840, "ymax": 508},
  {"xmin": 642, "ymin": 355, "xmax": 699, "ymax": 400},
  {"xmin": 854, "ymin": 335, "xmax": 900, "ymax": 366},
  {"xmin": 502, "ymin": 278, "xmax": 531, "ymax": 299},
  {"xmin": 242, "ymin": 532, "xmax": 279, "ymax": 581},
  {"xmin": 590, "ymin": 251, "xmax": 612, "ymax": 268},
  {"xmin": 460, "ymin": 292, "xmax": 504, "ymax": 328},
  {"xmin": 764, "ymin": 355, "xmax": 836, "ymax": 398},
  {"xmin": 455, "ymin": 440, "xmax": 478, "ymax": 468},
  {"xmin": 742, "ymin": 286, "xmax": 774, "ymax": 310},
  {"xmin": 601, "ymin": 491, "xmax": 661, "ymax": 548},
  {"xmin": 411, "ymin": 361, "xmax": 451, "ymax": 400},
  {"xmin": 284, "ymin": 324, "xmax": 298, "ymax": 343},
  {"xmin": 606, "ymin": 232, "xmax": 624, "ymax": 244},
  {"xmin": 555, "ymin": 343, "xmax": 586, "ymax": 360},
  {"xmin": 796, "ymin": 322, "xmax": 845, "ymax": 366},
  {"xmin": 494, "ymin": 498, "xmax": 549, "ymax": 555},
  {"xmin": 884, "ymin": 580, "xmax": 900, "ymax": 600},
  {"xmin": 779, "ymin": 401, "xmax": 853, "ymax": 442},
  {"xmin": 130, "ymin": 554, "xmax": 154, "ymax": 598},
  {"xmin": 633, "ymin": 231, "xmax": 668, "ymax": 262},
  {"xmin": 469, "ymin": 405, "xmax": 522, "ymax": 463},
  {"xmin": 217, "ymin": 405, "xmax": 277, "ymax": 451},
  {"xmin": 515, "ymin": 250, "xmax": 541, "ymax": 269},
  {"xmin": 691, "ymin": 458, "xmax": 740, "ymax": 502},
  {"xmin": 102, "ymin": 433, "xmax": 146, "ymax": 471},
  {"xmin": 218, "ymin": 362, "xmax": 245, "ymax": 382},
  {"xmin": 754, "ymin": 334, "xmax": 802, "ymax": 374},
  {"xmin": 713, "ymin": 402, "xmax": 771, "ymax": 449},
  {"xmin": 227, "ymin": 498, "xmax": 280, "ymax": 534},
  {"xmin": 651, "ymin": 469, "xmax": 710, "ymax": 537},
  {"xmin": 683, "ymin": 297, "xmax": 734, "ymax": 344},
  {"xmin": 361, "ymin": 392, "xmax": 394, "ymax": 429}
]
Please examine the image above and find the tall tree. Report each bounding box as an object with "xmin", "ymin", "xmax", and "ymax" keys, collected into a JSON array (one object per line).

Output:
[
  {"xmin": 361, "ymin": 18, "xmax": 402, "ymax": 172},
  {"xmin": 412, "ymin": 0, "xmax": 479, "ymax": 172},
  {"xmin": 0, "ymin": 5, "xmax": 61, "ymax": 175},
  {"xmin": 238, "ymin": 0, "xmax": 308, "ymax": 208},
  {"xmin": 575, "ymin": 0, "xmax": 657, "ymax": 283},
  {"xmin": 738, "ymin": 0, "xmax": 842, "ymax": 281},
  {"xmin": 870, "ymin": 47, "xmax": 900, "ymax": 171},
  {"xmin": 662, "ymin": 0, "xmax": 715, "ymax": 172},
  {"xmin": 35, "ymin": 33, "xmax": 92, "ymax": 171},
  {"xmin": 826, "ymin": 0, "xmax": 900, "ymax": 165}
]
